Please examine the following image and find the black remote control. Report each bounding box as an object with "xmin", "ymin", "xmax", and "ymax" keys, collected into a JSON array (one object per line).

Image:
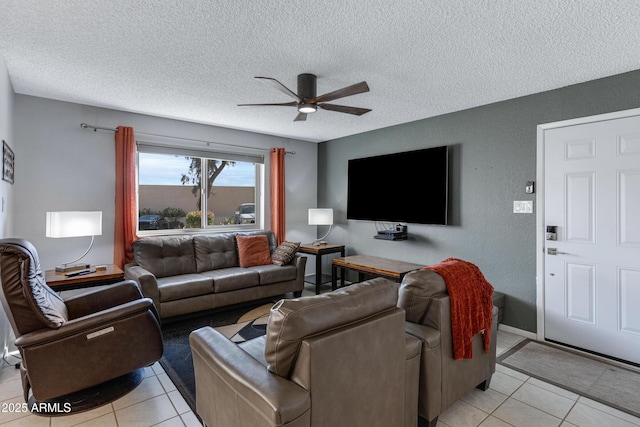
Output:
[{"xmin": 65, "ymin": 269, "xmax": 95, "ymax": 277}]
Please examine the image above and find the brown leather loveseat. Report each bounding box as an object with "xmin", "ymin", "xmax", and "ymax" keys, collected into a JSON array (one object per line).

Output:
[{"xmin": 189, "ymin": 278, "xmax": 422, "ymax": 427}]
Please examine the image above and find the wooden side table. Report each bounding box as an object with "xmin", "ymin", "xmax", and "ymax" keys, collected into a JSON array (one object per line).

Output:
[
  {"xmin": 45, "ymin": 264, "xmax": 125, "ymax": 292},
  {"xmin": 332, "ymin": 255, "xmax": 424, "ymax": 291},
  {"xmin": 297, "ymin": 243, "xmax": 345, "ymax": 294}
]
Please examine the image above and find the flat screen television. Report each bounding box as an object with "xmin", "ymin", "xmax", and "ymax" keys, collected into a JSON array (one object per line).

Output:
[{"xmin": 347, "ymin": 146, "xmax": 448, "ymax": 225}]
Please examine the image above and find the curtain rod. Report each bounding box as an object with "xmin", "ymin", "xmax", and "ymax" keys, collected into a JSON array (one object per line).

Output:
[
  {"xmin": 79, "ymin": 123, "xmax": 296, "ymax": 155},
  {"xmin": 80, "ymin": 123, "xmax": 118, "ymax": 132}
]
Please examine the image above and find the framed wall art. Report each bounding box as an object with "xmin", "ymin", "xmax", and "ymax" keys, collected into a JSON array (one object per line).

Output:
[{"xmin": 3, "ymin": 140, "xmax": 14, "ymax": 184}]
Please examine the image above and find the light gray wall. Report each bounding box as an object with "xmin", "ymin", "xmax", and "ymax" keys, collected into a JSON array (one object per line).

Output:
[
  {"xmin": 0, "ymin": 56, "xmax": 13, "ymax": 238},
  {"xmin": 318, "ymin": 70, "xmax": 640, "ymax": 332},
  {"xmin": 0, "ymin": 55, "xmax": 15, "ymax": 356},
  {"xmin": 12, "ymin": 95, "xmax": 318, "ymax": 271}
]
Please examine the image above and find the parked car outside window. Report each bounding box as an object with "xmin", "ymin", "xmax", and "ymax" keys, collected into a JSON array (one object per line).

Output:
[
  {"xmin": 139, "ymin": 214, "xmax": 169, "ymax": 230},
  {"xmin": 234, "ymin": 203, "xmax": 255, "ymax": 224}
]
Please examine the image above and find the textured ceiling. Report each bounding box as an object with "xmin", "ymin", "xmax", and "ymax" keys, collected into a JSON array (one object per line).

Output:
[{"xmin": 2, "ymin": 1, "xmax": 640, "ymax": 143}]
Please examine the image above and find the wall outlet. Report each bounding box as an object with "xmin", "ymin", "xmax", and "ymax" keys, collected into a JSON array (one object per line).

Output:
[{"xmin": 513, "ymin": 200, "xmax": 533, "ymax": 213}]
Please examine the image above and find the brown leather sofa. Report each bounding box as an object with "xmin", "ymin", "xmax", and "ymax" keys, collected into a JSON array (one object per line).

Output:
[
  {"xmin": 125, "ymin": 231, "xmax": 306, "ymax": 319},
  {"xmin": 398, "ymin": 269, "xmax": 498, "ymax": 427},
  {"xmin": 189, "ymin": 278, "xmax": 421, "ymax": 427},
  {"xmin": 0, "ymin": 239, "xmax": 163, "ymax": 403}
]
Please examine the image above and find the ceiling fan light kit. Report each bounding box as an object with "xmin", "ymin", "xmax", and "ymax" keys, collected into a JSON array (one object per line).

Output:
[
  {"xmin": 238, "ymin": 73, "xmax": 371, "ymax": 121},
  {"xmin": 298, "ymin": 103, "xmax": 317, "ymax": 114}
]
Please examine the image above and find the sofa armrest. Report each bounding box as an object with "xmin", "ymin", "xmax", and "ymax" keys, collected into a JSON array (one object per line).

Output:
[
  {"xmin": 292, "ymin": 255, "xmax": 307, "ymax": 286},
  {"xmin": 190, "ymin": 327, "xmax": 310, "ymax": 427},
  {"xmin": 124, "ymin": 264, "xmax": 161, "ymax": 312},
  {"xmin": 404, "ymin": 321, "xmax": 440, "ymax": 351},
  {"xmin": 64, "ymin": 280, "xmax": 144, "ymax": 319},
  {"xmin": 15, "ymin": 298, "xmax": 156, "ymax": 348},
  {"xmin": 404, "ymin": 321, "xmax": 443, "ymax": 421}
]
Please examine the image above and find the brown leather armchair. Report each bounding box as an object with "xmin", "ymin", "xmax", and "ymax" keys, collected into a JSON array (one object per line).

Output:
[
  {"xmin": 0, "ymin": 239, "xmax": 164, "ymax": 403},
  {"xmin": 398, "ymin": 269, "xmax": 498, "ymax": 427},
  {"xmin": 190, "ymin": 278, "xmax": 422, "ymax": 427}
]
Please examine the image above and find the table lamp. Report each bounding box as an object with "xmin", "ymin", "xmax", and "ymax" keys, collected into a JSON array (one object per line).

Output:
[
  {"xmin": 308, "ymin": 208, "xmax": 333, "ymax": 245},
  {"xmin": 46, "ymin": 211, "xmax": 102, "ymax": 272}
]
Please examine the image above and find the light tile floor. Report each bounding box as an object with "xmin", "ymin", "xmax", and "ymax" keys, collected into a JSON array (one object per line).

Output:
[
  {"xmin": 436, "ymin": 330, "xmax": 640, "ymax": 427},
  {"xmin": 1, "ymin": 318, "xmax": 639, "ymax": 426},
  {"xmin": 0, "ymin": 361, "xmax": 201, "ymax": 427}
]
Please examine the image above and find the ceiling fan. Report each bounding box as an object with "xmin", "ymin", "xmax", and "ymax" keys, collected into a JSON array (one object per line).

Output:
[{"xmin": 238, "ymin": 73, "xmax": 371, "ymax": 121}]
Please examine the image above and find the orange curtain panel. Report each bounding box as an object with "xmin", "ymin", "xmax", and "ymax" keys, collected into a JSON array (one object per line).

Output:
[
  {"xmin": 270, "ymin": 148, "xmax": 286, "ymax": 245},
  {"xmin": 114, "ymin": 126, "xmax": 138, "ymax": 267}
]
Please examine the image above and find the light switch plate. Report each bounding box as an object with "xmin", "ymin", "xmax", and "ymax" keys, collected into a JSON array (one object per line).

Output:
[{"xmin": 513, "ymin": 200, "xmax": 533, "ymax": 213}]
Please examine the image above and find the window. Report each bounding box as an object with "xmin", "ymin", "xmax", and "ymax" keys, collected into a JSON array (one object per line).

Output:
[{"xmin": 136, "ymin": 142, "xmax": 263, "ymax": 234}]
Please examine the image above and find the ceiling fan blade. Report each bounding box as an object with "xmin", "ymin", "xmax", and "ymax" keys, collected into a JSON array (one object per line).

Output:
[
  {"xmin": 318, "ymin": 103, "xmax": 372, "ymax": 116},
  {"xmin": 313, "ymin": 81, "xmax": 370, "ymax": 103},
  {"xmin": 255, "ymin": 77, "xmax": 302, "ymax": 102},
  {"xmin": 237, "ymin": 102, "xmax": 298, "ymax": 107},
  {"xmin": 294, "ymin": 112, "xmax": 307, "ymax": 122}
]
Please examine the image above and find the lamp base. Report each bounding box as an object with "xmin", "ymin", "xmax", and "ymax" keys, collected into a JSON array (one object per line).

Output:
[{"xmin": 55, "ymin": 263, "xmax": 90, "ymax": 273}]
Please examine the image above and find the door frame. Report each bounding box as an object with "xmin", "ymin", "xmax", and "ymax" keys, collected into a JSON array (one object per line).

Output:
[{"xmin": 535, "ymin": 107, "xmax": 640, "ymax": 342}]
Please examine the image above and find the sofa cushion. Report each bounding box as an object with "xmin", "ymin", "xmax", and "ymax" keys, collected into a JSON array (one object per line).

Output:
[
  {"xmin": 157, "ymin": 274, "xmax": 214, "ymax": 302},
  {"xmin": 201, "ymin": 267, "xmax": 260, "ymax": 293},
  {"xmin": 193, "ymin": 233, "xmax": 238, "ymax": 272},
  {"xmin": 133, "ymin": 235, "xmax": 196, "ymax": 278},
  {"xmin": 265, "ymin": 278, "xmax": 399, "ymax": 378},
  {"xmin": 248, "ymin": 264, "xmax": 297, "ymax": 285},
  {"xmin": 236, "ymin": 235, "xmax": 272, "ymax": 268},
  {"xmin": 272, "ymin": 241, "xmax": 300, "ymax": 266}
]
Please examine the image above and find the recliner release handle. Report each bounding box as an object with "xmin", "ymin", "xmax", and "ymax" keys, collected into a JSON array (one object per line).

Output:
[{"xmin": 86, "ymin": 326, "xmax": 115, "ymax": 340}]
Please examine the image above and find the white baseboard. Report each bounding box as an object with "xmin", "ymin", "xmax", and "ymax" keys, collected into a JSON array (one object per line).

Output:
[{"xmin": 498, "ymin": 323, "xmax": 537, "ymax": 341}]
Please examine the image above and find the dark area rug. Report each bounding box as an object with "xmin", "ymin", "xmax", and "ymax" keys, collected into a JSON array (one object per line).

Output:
[
  {"xmin": 498, "ymin": 339, "xmax": 640, "ymax": 418},
  {"xmin": 158, "ymin": 301, "xmax": 273, "ymax": 414}
]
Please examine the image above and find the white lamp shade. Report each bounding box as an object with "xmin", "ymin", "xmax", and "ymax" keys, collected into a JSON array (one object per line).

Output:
[
  {"xmin": 308, "ymin": 208, "xmax": 333, "ymax": 226},
  {"xmin": 46, "ymin": 211, "xmax": 102, "ymax": 238}
]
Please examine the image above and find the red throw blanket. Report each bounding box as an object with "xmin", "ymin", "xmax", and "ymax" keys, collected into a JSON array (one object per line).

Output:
[{"xmin": 424, "ymin": 258, "xmax": 494, "ymax": 360}]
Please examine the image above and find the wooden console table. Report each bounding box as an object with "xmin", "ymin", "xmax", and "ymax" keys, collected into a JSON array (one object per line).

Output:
[
  {"xmin": 331, "ymin": 255, "xmax": 424, "ymax": 291},
  {"xmin": 45, "ymin": 264, "xmax": 125, "ymax": 291},
  {"xmin": 298, "ymin": 243, "xmax": 345, "ymax": 294}
]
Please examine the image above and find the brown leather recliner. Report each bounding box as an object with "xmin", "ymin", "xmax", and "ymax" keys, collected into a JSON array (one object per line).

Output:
[
  {"xmin": 0, "ymin": 239, "xmax": 164, "ymax": 403},
  {"xmin": 190, "ymin": 278, "xmax": 422, "ymax": 427},
  {"xmin": 398, "ymin": 269, "xmax": 498, "ymax": 427}
]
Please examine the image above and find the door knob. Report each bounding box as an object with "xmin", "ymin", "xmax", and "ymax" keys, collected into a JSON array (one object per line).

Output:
[{"xmin": 547, "ymin": 248, "xmax": 569, "ymax": 255}]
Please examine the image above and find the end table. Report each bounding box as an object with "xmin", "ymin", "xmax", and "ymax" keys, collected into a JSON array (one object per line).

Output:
[
  {"xmin": 45, "ymin": 264, "xmax": 125, "ymax": 292},
  {"xmin": 297, "ymin": 243, "xmax": 345, "ymax": 294}
]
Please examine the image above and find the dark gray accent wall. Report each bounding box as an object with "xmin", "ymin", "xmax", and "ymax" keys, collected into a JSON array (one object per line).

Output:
[{"xmin": 318, "ymin": 70, "xmax": 640, "ymax": 332}]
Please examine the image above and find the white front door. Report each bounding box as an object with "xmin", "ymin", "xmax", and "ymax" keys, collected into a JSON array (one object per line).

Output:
[{"xmin": 542, "ymin": 113, "xmax": 640, "ymax": 364}]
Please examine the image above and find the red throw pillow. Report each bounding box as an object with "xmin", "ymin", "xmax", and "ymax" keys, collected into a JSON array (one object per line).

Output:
[{"xmin": 237, "ymin": 235, "xmax": 273, "ymax": 268}]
